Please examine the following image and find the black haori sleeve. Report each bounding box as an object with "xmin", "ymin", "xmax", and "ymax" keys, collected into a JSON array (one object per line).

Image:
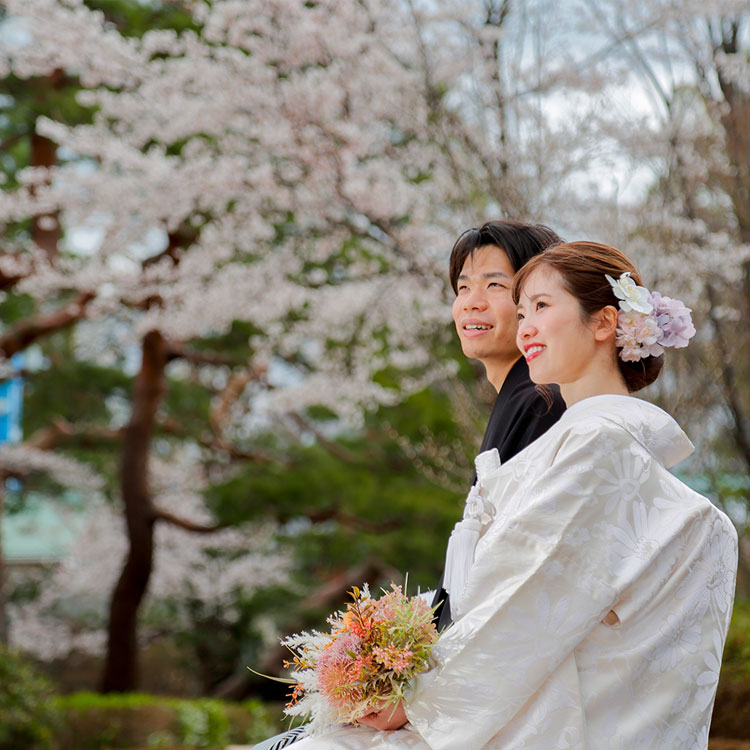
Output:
[{"xmin": 431, "ymin": 357, "xmax": 565, "ymax": 630}]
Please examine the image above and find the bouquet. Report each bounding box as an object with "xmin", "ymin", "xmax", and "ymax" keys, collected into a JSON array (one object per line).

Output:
[{"xmin": 276, "ymin": 583, "xmax": 438, "ymax": 734}]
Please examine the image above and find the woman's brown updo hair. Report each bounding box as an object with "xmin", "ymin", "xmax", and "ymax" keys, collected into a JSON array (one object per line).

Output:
[{"xmin": 511, "ymin": 241, "xmax": 664, "ymax": 393}]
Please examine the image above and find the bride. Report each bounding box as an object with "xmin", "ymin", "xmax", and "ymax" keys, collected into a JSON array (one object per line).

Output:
[{"xmin": 257, "ymin": 241, "xmax": 737, "ymax": 750}]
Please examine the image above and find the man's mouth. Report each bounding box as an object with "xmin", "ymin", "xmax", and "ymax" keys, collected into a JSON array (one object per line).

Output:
[{"xmin": 462, "ymin": 321, "xmax": 493, "ymax": 337}]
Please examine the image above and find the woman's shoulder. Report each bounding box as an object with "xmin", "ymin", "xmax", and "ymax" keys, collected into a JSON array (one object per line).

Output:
[{"xmin": 557, "ymin": 395, "xmax": 694, "ymax": 469}]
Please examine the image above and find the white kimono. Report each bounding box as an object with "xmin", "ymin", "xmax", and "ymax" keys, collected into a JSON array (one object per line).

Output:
[{"xmin": 288, "ymin": 395, "xmax": 738, "ymax": 750}]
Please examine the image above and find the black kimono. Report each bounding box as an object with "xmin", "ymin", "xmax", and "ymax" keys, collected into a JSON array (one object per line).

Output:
[{"xmin": 431, "ymin": 356, "xmax": 566, "ymax": 630}]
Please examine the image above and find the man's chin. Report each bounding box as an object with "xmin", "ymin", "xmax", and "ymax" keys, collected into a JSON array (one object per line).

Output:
[
  {"xmin": 463, "ymin": 346, "xmax": 518, "ymax": 364},
  {"xmin": 461, "ymin": 345, "xmax": 488, "ymax": 361}
]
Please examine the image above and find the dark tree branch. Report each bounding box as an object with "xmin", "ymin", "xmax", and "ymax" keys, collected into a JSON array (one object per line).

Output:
[
  {"xmin": 151, "ymin": 508, "xmax": 225, "ymax": 533},
  {"xmin": 142, "ymin": 227, "xmax": 198, "ymax": 269},
  {"xmin": 0, "ymin": 291, "xmax": 95, "ymax": 358},
  {"xmin": 0, "ymin": 132, "xmax": 24, "ymax": 153},
  {"xmin": 706, "ymin": 282, "xmax": 750, "ymax": 475},
  {"xmin": 302, "ymin": 506, "xmax": 399, "ymax": 533},
  {"xmin": 165, "ymin": 341, "xmax": 246, "ymax": 367},
  {"xmin": 0, "ymin": 264, "xmax": 29, "ymax": 291},
  {"xmin": 288, "ymin": 412, "xmax": 360, "ymax": 464},
  {"xmin": 159, "ymin": 416, "xmax": 282, "ymax": 464}
]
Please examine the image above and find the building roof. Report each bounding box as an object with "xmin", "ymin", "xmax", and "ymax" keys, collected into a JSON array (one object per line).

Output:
[{"xmin": 3, "ymin": 493, "xmax": 87, "ymax": 564}]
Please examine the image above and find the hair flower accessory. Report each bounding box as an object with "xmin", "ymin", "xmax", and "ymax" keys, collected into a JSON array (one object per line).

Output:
[
  {"xmin": 606, "ymin": 272, "xmax": 696, "ymax": 362},
  {"xmin": 650, "ymin": 292, "xmax": 696, "ymax": 348},
  {"xmin": 605, "ymin": 271, "xmax": 653, "ymax": 314}
]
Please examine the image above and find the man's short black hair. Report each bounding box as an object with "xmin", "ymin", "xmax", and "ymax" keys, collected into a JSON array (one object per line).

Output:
[{"xmin": 449, "ymin": 220, "xmax": 563, "ymax": 293}]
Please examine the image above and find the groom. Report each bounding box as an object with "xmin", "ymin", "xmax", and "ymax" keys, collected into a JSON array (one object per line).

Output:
[
  {"xmin": 430, "ymin": 219, "xmax": 566, "ymax": 631},
  {"xmin": 357, "ymin": 220, "xmax": 567, "ymax": 734}
]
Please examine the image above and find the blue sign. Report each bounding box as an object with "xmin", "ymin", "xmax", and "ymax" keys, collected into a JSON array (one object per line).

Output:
[{"xmin": 0, "ymin": 353, "xmax": 24, "ymax": 445}]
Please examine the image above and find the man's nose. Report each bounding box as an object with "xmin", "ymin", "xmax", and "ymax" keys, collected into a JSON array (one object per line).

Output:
[{"xmin": 463, "ymin": 288, "xmax": 488, "ymax": 309}]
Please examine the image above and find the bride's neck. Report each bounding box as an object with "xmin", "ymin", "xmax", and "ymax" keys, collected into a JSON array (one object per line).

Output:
[{"xmin": 560, "ymin": 357, "xmax": 629, "ymax": 408}]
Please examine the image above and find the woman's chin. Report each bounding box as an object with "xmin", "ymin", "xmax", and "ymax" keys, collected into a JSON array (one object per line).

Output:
[{"xmin": 527, "ymin": 365, "xmax": 554, "ymax": 385}]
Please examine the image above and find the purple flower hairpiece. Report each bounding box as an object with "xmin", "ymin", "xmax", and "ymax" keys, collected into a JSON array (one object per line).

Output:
[{"xmin": 605, "ymin": 272, "xmax": 696, "ymax": 363}]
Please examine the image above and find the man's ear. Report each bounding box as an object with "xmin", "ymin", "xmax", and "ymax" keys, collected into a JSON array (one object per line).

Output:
[{"xmin": 593, "ymin": 305, "xmax": 619, "ymax": 342}]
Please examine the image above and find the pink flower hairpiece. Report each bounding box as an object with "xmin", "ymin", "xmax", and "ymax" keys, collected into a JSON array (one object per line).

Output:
[{"xmin": 605, "ymin": 272, "xmax": 696, "ymax": 362}]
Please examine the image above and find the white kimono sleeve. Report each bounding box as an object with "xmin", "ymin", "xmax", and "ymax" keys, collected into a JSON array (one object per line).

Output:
[{"xmin": 405, "ymin": 423, "xmax": 684, "ymax": 749}]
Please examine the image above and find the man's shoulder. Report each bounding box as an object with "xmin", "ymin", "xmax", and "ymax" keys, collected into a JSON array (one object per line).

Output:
[
  {"xmin": 483, "ymin": 379, "xmax": 565, "ymax": 461},
  {"xmin": 498, "ymin": 357, "xmax": 565, "ymax": 419},
  {"xmin": 503, "ymin": 378, "xmax": 565, "ymax": 418}
]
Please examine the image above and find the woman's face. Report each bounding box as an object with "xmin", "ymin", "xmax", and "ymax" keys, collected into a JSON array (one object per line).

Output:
[{"xmin": 515, "ymin": 267, "xmax": 598, "ymax": 386}]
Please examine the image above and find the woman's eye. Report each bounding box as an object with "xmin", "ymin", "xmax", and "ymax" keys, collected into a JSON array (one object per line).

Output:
[
  {"xmin": 536, "ymin": 301, "xmax": 547, "ymax": 310},
  {"xmin": 517, "ymin": 312, "xmax": 524, "ymax": 321}
]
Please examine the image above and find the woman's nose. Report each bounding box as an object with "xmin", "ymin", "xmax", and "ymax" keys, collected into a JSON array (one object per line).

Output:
[{"xmin": 518, "ymin": 318, "xmax": 535, "ymax": 338}]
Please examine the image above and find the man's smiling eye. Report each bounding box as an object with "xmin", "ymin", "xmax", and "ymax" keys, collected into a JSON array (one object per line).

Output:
[{"xmin": 488, "ymin": 282, "xmax": 507, "ymax": 289}]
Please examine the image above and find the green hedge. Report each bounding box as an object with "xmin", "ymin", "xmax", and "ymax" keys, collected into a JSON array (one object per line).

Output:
[
  {"xmin": 710, "ymin": 598, "xmax": 750, "ymax": 739},
  {"xmin": 720, "ymin": 597, "xmax": 750, "ymax": 683},
  {"xmin": 0, "ymin": 645, "xmax": 62, "ymax": 750},
  {"xmin": 54, "ymin": 692, "xmax": 277, "ymax": 749}
]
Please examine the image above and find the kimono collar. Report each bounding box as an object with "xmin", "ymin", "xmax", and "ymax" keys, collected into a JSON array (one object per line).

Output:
[{"xmin": 561, "ymin": 395, "xmax": 694, "ymax": 469}]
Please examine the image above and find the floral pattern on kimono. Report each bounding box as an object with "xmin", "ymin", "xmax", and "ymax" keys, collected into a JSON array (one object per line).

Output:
[{"xmin": 287, "ymin": 396, "xmax": 737, "ymax": 750}]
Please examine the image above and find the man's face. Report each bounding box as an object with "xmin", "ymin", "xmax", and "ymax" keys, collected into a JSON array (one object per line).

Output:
[{"xmin": 451, "ymin": 245, "xmax": 520, "ymax": 368}]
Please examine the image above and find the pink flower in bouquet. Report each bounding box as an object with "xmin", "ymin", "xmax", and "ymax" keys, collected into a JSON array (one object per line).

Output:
[
  {"xmin": 373, "ymin": 645, "xmax": 414, "ymax": 674},
  {"xmin": 316, "ymin": 632, "xmax": 364, "ymax": 707}
]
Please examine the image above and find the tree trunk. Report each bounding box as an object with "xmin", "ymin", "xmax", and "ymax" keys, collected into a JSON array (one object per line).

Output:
[
  {"xmin": 714, "ymin": 24, "xmax": 750, "ymax": 245},
  {"xmin": 100, "ymin": 331, "xmax": 167, "ymax": 692},
  {"xmin": 30, "ymin": 133, "xmax": 60, "ymax": 260},
  {"xmin": 30, "ymin": 69, "xmax": 65, "ymax": 262},
  {"xmin": 0, "ymin": 478, "xmax": 8, "ymax": 645}
]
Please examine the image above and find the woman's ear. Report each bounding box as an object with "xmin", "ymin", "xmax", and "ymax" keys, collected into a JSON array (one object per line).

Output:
[{"xmin": 593, "ymin": 305, "xmax": 619, "ymax": 342}]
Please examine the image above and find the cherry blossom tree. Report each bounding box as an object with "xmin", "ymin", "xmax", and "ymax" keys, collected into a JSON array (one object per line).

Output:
[
  {"xmin": 571, "ymin": 1, "xmax": 749, "ymax": 481},
  {"xmin": 0, "ymin": 0, "xmax": 461, "ymax": 691},
  {"xmin": 2, "ymin": 0, "xmax": 746, "ymax": 691}
]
